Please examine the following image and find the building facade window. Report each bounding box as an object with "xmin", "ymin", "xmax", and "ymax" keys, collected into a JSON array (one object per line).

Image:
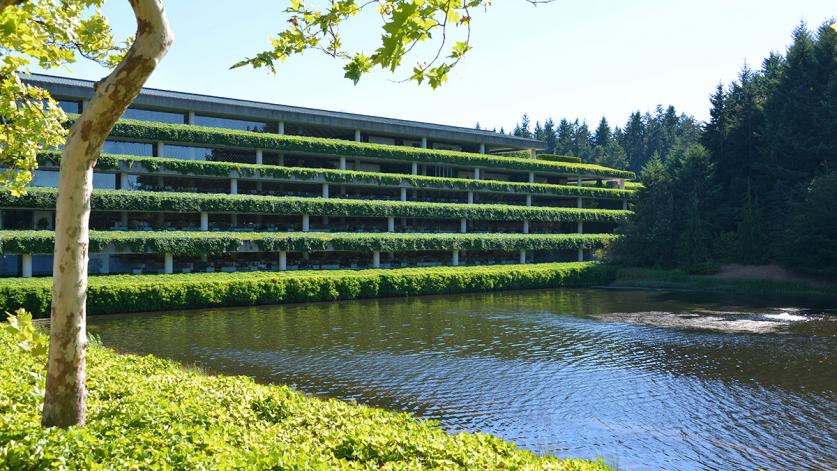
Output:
[
  {"xmin": 162, "ymin": 145, "xmax": 255, "ymax": 164},
  {"xmin": 124, "ymin": 107, "xmax": 187, "ymax": 124},
  {"xmin": 193, "ymin": 115, "xmax": 278, "ymax": 134},
  {"xmin": 56, "ymin": 100, "xmax": 81, "ymax": 114},
  {"xmin": 103, "ymin": 140, "xmax": 154, "ymax": 156}
]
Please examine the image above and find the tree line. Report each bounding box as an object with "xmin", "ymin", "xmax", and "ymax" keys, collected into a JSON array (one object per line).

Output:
[{"xmin": 509, "ymin": 21, "xmax": 837, "ymax": 277}]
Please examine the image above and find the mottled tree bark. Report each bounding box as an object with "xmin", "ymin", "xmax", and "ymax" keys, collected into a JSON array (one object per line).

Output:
[{"xmin": 42, "ymin": 0, "xmax": 173, "ymax": 428}]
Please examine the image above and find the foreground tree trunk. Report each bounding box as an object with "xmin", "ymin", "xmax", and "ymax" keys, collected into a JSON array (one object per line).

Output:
[{"xmin": 42, "ymin": 0, "xmax": 173, "ymax": 428}]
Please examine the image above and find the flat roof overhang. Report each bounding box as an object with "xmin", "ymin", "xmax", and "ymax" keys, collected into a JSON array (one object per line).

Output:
[{"xmin": 24, "ymin": 74, "xmax": 545, "ymax": 151}]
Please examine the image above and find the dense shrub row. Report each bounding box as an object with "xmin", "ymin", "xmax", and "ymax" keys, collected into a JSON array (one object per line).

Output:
[
  {"xmin": 0, "ymin": 262, "xmax": 616, "ymax": 317},
  {"xmin": 537, "ymin": 154, "xmax": 583, "ymax": 164},
  {"xmin": 1, "ymin": 188, "xmax": 632, "ymax": 223},
  {"xmin": 0, "ymin": 230, "xmax": 618, "ymax": 255},
  {"xmin": 65, "ymin": 115, "xmax": 635, "ymax": 179},
  {"xmin": 0, "ymin": 323, "xmax": 608, "ymax": 469},
  {"xmin": 39, "ymin": 152, "xmax": 636, "ymax": 200}
]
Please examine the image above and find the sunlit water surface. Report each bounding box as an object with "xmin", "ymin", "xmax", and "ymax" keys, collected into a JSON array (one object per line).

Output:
[{"xmin": 88, "ymin": 288, "xmax": 837, "ymax": 470}]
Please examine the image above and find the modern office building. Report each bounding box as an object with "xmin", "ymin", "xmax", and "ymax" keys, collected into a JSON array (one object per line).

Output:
[{"xmin": 0, "ymin": 74, "xmax": 635, "ymax": 277}]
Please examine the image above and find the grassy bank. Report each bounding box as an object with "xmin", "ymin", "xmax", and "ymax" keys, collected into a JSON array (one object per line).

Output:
[
  {"xmin": 0, "ymin": 319, "xmax": 609, "ymax": 469},
  {"xmin": 0, "ymin": 262, "xmax": 616, "ymax": 318},
  {"xmin": 610, "ymin": 266, "xmax": 837, "ymax": 297}
]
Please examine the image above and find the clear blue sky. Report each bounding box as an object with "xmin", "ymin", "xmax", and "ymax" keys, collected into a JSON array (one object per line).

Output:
[{"xmin": 35, "ymin": 0, "xmax": 834, "ymax": 131}]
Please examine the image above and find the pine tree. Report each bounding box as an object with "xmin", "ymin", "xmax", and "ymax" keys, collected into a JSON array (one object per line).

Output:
[
  {"xmin": 593, "ymin": 117, "xmax": 611, "ymax": 147},
  {"xmin": 543, "ymin": 118, "xmax": 556, "ymax": 153}
]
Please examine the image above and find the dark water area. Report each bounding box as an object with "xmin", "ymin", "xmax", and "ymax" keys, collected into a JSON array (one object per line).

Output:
[{"xmin": 87, "ymin": 288, "xmax": 837, "ymax": 470}]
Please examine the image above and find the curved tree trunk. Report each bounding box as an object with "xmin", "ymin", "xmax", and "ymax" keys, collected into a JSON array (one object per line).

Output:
[{"xmin": 42, "ymin": 0, "xmax": 173, "ymax": 428}]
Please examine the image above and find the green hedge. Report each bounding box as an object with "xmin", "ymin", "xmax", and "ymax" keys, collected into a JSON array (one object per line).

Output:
[
  {"xmin": 0, "ymin": 262, "xmax": 617, "ymax": 317},
  {"xmin": 66, "ymin": 115, "xmax": 635, "ymax": 179},
  {"xmin": 0, "ymin": 230, "xmax": 619, "ymax": 255},
  {"xmin": 1, "ymin": 188, "xmax": 632, "ymax": 223},
  {"xmin": 537, "ymin": 154, "xmax": 583, "ymax": 164},
  {"xmin": 39, "ymin": 152, "xmax": 636, "ymax": 200}
]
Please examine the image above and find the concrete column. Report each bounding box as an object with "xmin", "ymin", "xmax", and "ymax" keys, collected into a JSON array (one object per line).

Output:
[
  {"xmin": 467, "ymin": 191, "xmax": 474, "ymax": 204},
  {"xmin": 278, "ymin": 154, "xmax": 285, "ymax": 166},
  {"xmin": 479, "ymin": 143, "xmax": 486, "ymax": 154},
  {"xmin": 452, "ymin": 250, "xmax": 459, "ymax": 266},
  {"xmin": 231, "ymin": 213, "xmax": 238, "ymax": 227},
  {"xmin": 81, "ymin": 99, "xmax": 90, "ymax": 112},
  {"xmin": 387, "ymin": 216, "xmax": 395, "ymax": 233},
  {"xmin": 156, "ymin": 141, "xmax": 165, "ymax": 157},
  {"xmin": 302, "ymin": 214, "xmax": 310, "ymax": 232},
  {"xmin": 339, "ymin": 156, "xmax": 347, "ymax": 171},
  {"xmin": 617, "ymin": 179, "xmax": 625, "ymax": 189},
  {"xmin": 526, "ymin": 195, "xmax": 532, "ymax": 206},
  {"xmin": 100, "ymin": 254, "xmax": 110, "ymax": 275},
  {"xmin": 256, "ymin": 149, "xmax": 263, "ymax": 165},
  {"xmin": 523, "ymin": 220, "xmax": 529, "ymax": 234},
  {"xmin": 576, "ymin": 177, "xmax": 583, "ymax": 186},
  {"xmin": 622, "ymin": 200, "xmax": 628, "ymax": 211},
  {"xmin": 421, "ymin": 137, "xmax": 427, "ymax": 148},
  {"xmin": 529, "ymin": 149, "xmax": 537, "ymax": 159},
  {"xmin": 279, "ymin": 251, "xmax": 287, "ymax": 271},
  {"xmin": 528, "ymin": 171, "xmax": 535, "ymax": 184},
  {"xmin": 460, "ymin": 218, "xmax": 467, "ymax": 233},
  {"xmin": 230, "ymin": 177, "xmax": 238, "ymax": 195},
  {"xmin": 187, "ymin": 111, "xmax": 195, "ymax": 125},
  {"xmin": 164, "ymin": 253, "xmax": 173, "ymax": 274},
  {"xmin": 474, "ymin": 167, "xmax": 481, "ymax": 180},
  {"xmin": 577, "ymin": 247, "xmax": 584, "ymax": 262},
  {"xmin": 200, "ymin": 211, "xmax": 209, "ymax": 231},
  {"xmin": 256, "ymin": 181, "xmax": 263, "ymax": 191},
  {"xmin": 519, "ymin": 249, "xmax": 527, "ymax": 264},
  {"xmin": 400, "ymin": 188, "xmax": 407, "ymax": 202},
  {"xmin": 322, "ymin": 183, "xmax": 329, "ymax": 198},
  {"xmin": 354, "ymin": 129, "xmax": 361, "ymax": 142},
  {"xmin": 577, "ymin": 221, "xmax": 584, "ymax": 234},
  {"xmin": 372, "ymin": 250, "xmax": 381, "ymax": 268},
  {"xmin": 411, "ymin": 162, "xmax": 418, "ymax": 175},
  {"xmin": 119, "ymin": 172, "xmax": 129, "ymax": 190},
  {"xmin": 21, "ymin": 254, "xmax": 32, "ymax": 278},
  {"xmin": 278, "ymin": 121, "xmax": 285, "ymax": 135},
  {"xmin": 577, "ymin": 197, "xmax": 583, "ymax": 209},
  {"xmin": 120, "ymin": 211, "xmax": 129, "ymax": 227}
]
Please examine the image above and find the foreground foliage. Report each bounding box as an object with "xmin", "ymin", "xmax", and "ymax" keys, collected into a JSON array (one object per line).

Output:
[
  {"xmin": 0, "ymin": 262, "xmax": 617, "ymax": 317},
  {"xmin": 0, "ymin": 316, "xmax": 610, "ymax": 470}
]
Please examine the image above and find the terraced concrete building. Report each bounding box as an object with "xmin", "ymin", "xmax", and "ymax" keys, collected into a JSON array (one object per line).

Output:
[{"xmin": 0, "ymin": 74, "xmax": 634, "ymax": 277}]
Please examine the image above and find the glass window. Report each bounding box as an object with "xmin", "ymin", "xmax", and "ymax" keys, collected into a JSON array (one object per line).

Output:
[
  {"xmin": 32, "ymin": 170, "xmax": 59, "ymax": 188},
  {"xmin": 162, "ymin": 145, "xmax": 213, "ymax": 161},
  {"xmin": 93, "ymin": 172, "xmax": 116, "ymax": 190},
  {"xmin": 193, "ymin": 115, "xmax": 278, "ymax": 133},
  {"xmin": 162, "ymin": 145, "xmax": 255, "ymax": 164},
  {"xmin": 57, "ymin": 100, "xmax": 81, "ymax": 114},
  {"xmin": 0, "ymin": 255, "xmax": 19, "ymax": 277},
  {"xmin": 123, "ymin": 107, "xmax": 186, "ymax": 124},
  {"xmin": 103, "ymin": 140, "xmax": 154, "ymax": 156}
]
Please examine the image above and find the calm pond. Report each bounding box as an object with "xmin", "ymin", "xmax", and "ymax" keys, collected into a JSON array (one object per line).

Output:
[{"xmin": 88, "ymin": 288, "xmax": 837, "ymax": 470}]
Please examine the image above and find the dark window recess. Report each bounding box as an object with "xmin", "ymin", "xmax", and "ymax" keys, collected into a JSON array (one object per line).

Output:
[
  {"xmin": 193, "ymin": 115, "xmax": 278, "ymax": 133},
  {"xmin": 103, "ymin": 140, "xmax": 154, "ymax": 156},
  {"xmin": 124, "ymin": 107, "xmax": 187, "ymax": 124},
  {"xmin": 57, "ymin": 100, "xmax": 81, "ymax": 114}
]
